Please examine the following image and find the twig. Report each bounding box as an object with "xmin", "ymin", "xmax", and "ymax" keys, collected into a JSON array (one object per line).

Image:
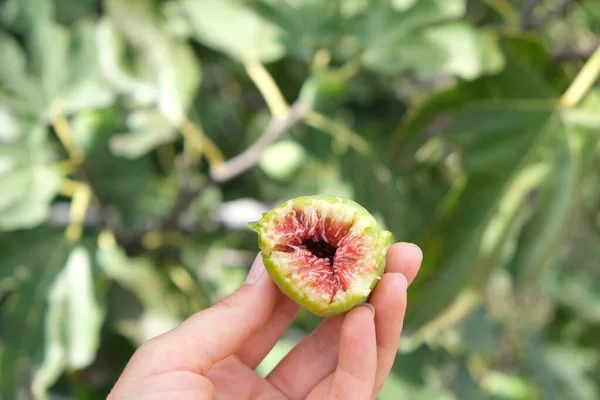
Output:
[
  {"xmin": 209, "ymin": 101, "xmax": 310, "ymax": 182},
  {"xmin": 561, "ymin": 45, "xmax": 600, "ymax": 108},
  {"xmin": 178, "ymin": 118, "xmax": 225, "ymax": 167},
  {"xmin": 304, "ymin": 111, "xmax": 371, "ymax": 156}
]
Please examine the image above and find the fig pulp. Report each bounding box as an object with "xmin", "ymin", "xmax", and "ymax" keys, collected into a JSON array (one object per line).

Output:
[{"xmin": 249, "ymin": 195, "xmax": 392, "ymax": 317}]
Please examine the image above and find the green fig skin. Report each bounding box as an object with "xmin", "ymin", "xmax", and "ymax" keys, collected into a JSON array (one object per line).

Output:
[{"xmin": 249, "ymin": 195, "xmax": 393, "ymax": 317}]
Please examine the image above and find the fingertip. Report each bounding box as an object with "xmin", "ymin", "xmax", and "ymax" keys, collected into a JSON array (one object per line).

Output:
[
  {"xmin": 330, "ymin": 299, "xmax": 377, "ymax": 398},
  {"xmin": 361, "ymin": 302, "xmax": 376, "ymax": 317},
  {"xmin": 369, "ymin": 272, "xmax": 407, "ymax": 320},
  {"xmin": 385, "ymin": 242, "xmax": 422, "ymax": 285},
  {"xmin": 245, "ymin": 253, "xmax": 267, "ymax": 285},
  {"xmin": 339, "ymin": 308, "xmax": 376, "ymax": 364},
  {"xmin": 342, "ymin": 303, "xmax": 376, "ymax": 340},
  {"xmin": 388, "ymin": 272, "xmax": 408, "ymax": 292}
]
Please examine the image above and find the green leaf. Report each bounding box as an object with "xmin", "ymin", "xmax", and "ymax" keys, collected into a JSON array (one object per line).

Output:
[
  {"xmin": 27, "ymin": 20, "xmax": 70, "ymax": 105},
  {"xmin": 95, "ymin": 19, "xmax": 157, "ymax": 104},
  {"xmin": 524, "ymin": 336, "xmax": 599, "ymax": 400},
  {"xmin": 254, "ymin": 0, "xmax": 339, "ymax": 60},
  {"xmin": 109, "ymin": 110, "xmax": 177, "ymax": 159},
  {"xmin": 393, "ymin": 36, "xmax": 568, "ymax": 159},
  {"xmin": 391, "ymin": 36, "xmax": 576, "ymax": 335},
  {"xmin": 404, "ymin": 103, "xmax": 557, "ymax": 334},
  {"xmin": 59, "ymin": 20, "xmax": 115, "ymax": 114},
  {"xmin": 481, "ymin": 372, "xmax": 536, "ymax": 399},
  {"xmin": 353, "ymin": 0, "xmax": 504, "ymax": 79},
  {"xmin": 551, "ymin": 261, "xmax": 600, "ymax": 324},
  {"xmin": 32, "ymin": 246, "xmax": 104, "ymax": 398},
  {"xmin": 340, "ymin": 151, "xmax": 406, "ymax": 239},
  {"xmin": 155, "ymin": 40, "xmax": 202, "ymax": 125},
  {"xmin": 0, "ymin": 233, "xmax": 70, "ymax": 399},
  {"xmin": 180, "ymin": 0, "xmax": 286, "ymax": 63},
  {"xmin": 0, "ymin": 110, "xmax": 61, "ymax": 230},
  {"xmin": 105, "ymin": 0, "xmax": 201, "ymax": 124},
  {"xmin": 508, "ymin": 127, "xmax": 597, "ymax": 284},
  {"xmin": 54, "ymin": 0, "xmax": 98, "ymax": 26},
  {"xmin": 379, "ymin": 373, "xmax": 453, "ymax": 400},
  {"xmin": 363, "ymin": 23, "xmax": 504, "ymax": 79},
  {"xmin": 1, "ymin": 18, "xmax": 114, "ymax": 117},
  {"xmin": 71, "ymin": 109, "xmax": 175, "ymax": 228},
  {"xmin": 0, "ymin": 0, "xmax": 54, "ymax": 32},
  {"xmin": 0, "ymin": 32, "xmax": 46, "ymax": 113},
  {"xmin": 99, "ymin": 243, "xmax": 182, "ymax": 344}
]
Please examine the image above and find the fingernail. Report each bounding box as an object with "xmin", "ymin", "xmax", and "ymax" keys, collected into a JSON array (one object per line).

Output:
[
  {"xmin": 245, "ymin": 260, "xmax": 265, "ymax": 285},
  {"xmin": 411, "ymin": 243, "xmax": 423, "ymax": 262},
  {"xmin": 397, "ymin": 273, "xmax": 408, "ymax": 290},
  {"xmin": 387, "ymin": 272, "xmax": 408, "ymax": 291},
  {"xmin": 362, "ymin": 303, "xmax": 375, "ymax": 318}
]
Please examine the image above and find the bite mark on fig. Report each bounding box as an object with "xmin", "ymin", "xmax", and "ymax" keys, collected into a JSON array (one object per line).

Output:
[{"xmin": 250, "ymin": 195, "xmax": 392, "ymax": 317}]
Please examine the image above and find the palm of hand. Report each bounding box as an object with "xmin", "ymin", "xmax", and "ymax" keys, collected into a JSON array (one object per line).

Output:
[{"xmin": 108, "ymin": 243, "xmax": 422, "ymax": 400}]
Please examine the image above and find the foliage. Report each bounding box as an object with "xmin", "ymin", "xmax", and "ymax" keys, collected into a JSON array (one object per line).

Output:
[{"xmin": 1, "ymin": 0, "xmax": 599, "ymax": 398}]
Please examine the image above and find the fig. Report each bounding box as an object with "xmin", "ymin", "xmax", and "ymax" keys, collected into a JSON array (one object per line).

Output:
[
  {"xmin": 249, "ymin": 195, "xmax": 392, "ymax": 317},
  {"xmin": 299, "ymin": 68, "xmax": 350, "ymax": 112}
]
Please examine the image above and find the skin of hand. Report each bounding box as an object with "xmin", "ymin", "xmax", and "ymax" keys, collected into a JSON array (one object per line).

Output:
[{"xmin": 107, "ymin": 242, "xmax": 422, "ymax": 400}]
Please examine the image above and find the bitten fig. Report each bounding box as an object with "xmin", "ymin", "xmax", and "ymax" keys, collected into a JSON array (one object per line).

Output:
[{"xmin": 249, "ymin": 195, "xmax": 392, "ymax": 317}]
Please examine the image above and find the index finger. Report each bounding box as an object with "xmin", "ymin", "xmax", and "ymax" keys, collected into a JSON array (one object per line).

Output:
[{"xmin": 133, "ymin": 255, "xmax": 280, "ymax": 376}]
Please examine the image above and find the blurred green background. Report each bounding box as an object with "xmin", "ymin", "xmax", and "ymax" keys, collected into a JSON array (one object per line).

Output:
[{"xmin": 1, "ymin": 0, "xmax": 599, "ymax": 398}]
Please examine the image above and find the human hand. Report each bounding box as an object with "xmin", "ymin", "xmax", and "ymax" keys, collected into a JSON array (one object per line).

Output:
[{"xmin": 107, "ymin": 242, "xmax": 422, "ymax": 400}]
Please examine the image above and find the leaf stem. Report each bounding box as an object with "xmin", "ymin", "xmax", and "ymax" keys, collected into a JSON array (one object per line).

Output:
[
  {"xmin": 304, "ymin": 111, "xmax": 371, "ymax": 156},
  {"xmin": 179, "ymin": 118, "xmax": 225, "ymax": 167},
  {"xmin": 483, "ymin": 0, "xmax": 519, "ymax": 25},
  {"xmin": 50, "ymin": 105, "xmax": 98, "ymax": 241},
  {"xmin": 561, "ymin": 45, "xmax": 600, "ymax": 109},
  {"xmin": 50, "ymin": 103, "xmax": 85, "ymax": 165},
  {"xmin": 56, "ymin": 160, "xmax": 77, "ymax": 176},
  {"xmin": 65, "ymin": 183, "xmax": 92, "ymax": 242},
  {"xmin": 338, "ymin": 61, "xmax": 361, "ymax": 81},
  {"xmin": 244, "ymin": 58, "xmax": 290, "ymax": 116},
  {"xmin": 58, "ymin": 179, "xmax": 80, "ymax": 197},
  {"xmin": 244, "ymin": 58, "xmax": 370, "ymax": 156}
]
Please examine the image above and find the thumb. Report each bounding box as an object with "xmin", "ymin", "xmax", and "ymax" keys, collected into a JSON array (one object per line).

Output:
[{"xmin": 140, "ymin": 254, "xmax": 279, "ymax": 376}]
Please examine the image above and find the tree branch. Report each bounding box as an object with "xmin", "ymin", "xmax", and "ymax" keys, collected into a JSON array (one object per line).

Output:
[
  {"xmin": 209, "ymin": 101, "xmax": 310, "ymax": 183},
  {"xmin": 114, "ymin": 102, "xmax": 309, "ymax": 250}
]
